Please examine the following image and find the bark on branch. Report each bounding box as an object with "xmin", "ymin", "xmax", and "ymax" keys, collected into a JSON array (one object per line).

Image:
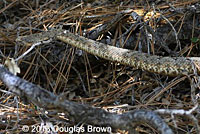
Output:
[{"xmin": 0, "ymin": 64, "xmax": 173, "ymax": 134}]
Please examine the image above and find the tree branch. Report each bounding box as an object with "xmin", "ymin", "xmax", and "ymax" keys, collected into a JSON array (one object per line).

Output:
[{"xmin": 0, "ymin": 64, "xmax": 173, "ymax": 134}]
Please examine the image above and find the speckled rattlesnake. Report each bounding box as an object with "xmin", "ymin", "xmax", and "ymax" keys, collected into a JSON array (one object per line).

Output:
[{"xmin": 16, "ymin": 29, "xmax": 200, "ymax": 76}]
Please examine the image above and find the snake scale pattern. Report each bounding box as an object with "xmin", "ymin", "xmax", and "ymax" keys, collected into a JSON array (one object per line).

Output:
[{"xmin": 16, "ymin": 29, "xmax": 200, "ymax": 76}]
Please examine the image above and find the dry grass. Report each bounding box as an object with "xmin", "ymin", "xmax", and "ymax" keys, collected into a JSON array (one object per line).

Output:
[{"xmin": 0, "ymin": 0, "xmax": 200, "ymax": 133}]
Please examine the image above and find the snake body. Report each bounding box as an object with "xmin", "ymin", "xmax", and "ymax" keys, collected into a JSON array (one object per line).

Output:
[{"xmin": 16, "ymin": 29, "xmax": 200, "ymax": 76}]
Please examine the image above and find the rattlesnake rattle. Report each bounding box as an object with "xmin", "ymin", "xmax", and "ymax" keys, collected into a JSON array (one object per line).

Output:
[{"xmin": 16, "ymin": 29, "xmax": 200, "ymax": 76}]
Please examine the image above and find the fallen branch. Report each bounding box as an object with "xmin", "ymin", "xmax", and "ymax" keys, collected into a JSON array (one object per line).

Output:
[{"xmin": 0, "ymin": 64, "xmax": 173, "ymax": 134}]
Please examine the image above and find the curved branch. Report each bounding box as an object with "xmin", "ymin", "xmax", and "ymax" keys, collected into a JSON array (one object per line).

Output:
[{"xmin": 0, "ymin": 64, "xmax": 173, "ymax": 134}]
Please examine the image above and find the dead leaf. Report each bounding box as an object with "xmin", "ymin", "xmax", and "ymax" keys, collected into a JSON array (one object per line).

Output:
[{"xmin": 5, "ymin": 58, "xmax": 20, "ymax": 75}]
